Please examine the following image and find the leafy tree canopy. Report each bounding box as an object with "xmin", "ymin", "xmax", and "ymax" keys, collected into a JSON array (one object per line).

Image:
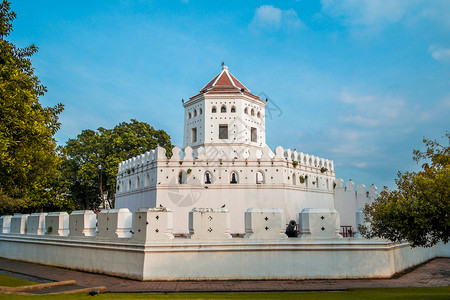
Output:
[
  {"xmin": 62, "ymin": 119, "xmax": 172, "ymax": 210},
  {"xmin": 0, "ymin": 0, "xmax": 73, "ymax": 214},
  {"xmin": 360, "ymin": 133, "xmax": 449, "ymax": 247}
]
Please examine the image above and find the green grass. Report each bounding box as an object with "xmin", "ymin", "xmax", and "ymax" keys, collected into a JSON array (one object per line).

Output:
[
  {"xmin": 0, "ymin": 287, "xmax": 449, "ymax": 299},
  {"xmin": 0, "ymin": 274, "xmax": 37, "ymax": 287}
]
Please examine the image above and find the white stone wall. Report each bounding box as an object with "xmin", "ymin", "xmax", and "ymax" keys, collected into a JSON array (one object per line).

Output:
[
  {"xmin": 116, "ymin": 145, "xmax": 336, "ymax": 233},
  {"xmin": 0, "ymin": 207, "xmax": 447, "ymax": 280},
  {"xmin": 334, "ymin": 178, "xmax": 378, "ymax": 230}
]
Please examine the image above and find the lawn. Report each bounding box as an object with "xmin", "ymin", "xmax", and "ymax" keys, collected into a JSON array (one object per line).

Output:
[
  {"xmin": 0, "ymin": 274, "xmax": 36, "ymax": 288},
  {"xmin": 0, "ymin": 287, "xmax": 449, "ymax": 299}
]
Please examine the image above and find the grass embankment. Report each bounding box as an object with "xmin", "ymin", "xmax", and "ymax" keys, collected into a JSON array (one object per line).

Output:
[{"xmin": 0, "ymin": 274, "xmax": 36, "ymax": 287}]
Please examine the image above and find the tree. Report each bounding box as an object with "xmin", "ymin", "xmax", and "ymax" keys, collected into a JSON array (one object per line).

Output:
[
  {"xmin": 0, "ymin": 1, "xmax": 73, "ymax": 214},
  {"xmin": 360, "ymin": 133, "xmax": 449, "ymax": 247},
  {"xmin": 62, "ymin": 119, "xmax": 172, "ymax": 210}
]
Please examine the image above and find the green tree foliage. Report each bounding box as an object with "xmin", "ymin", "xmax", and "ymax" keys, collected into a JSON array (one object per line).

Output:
[
  {"xmin": 360, "ymin": 133, "xmax": 449, "ymax": 247},
  {"xmin": 0, "ymin": 1, "xmax": 73, "ymax": 214},
  {"xmin": 62, "ymin": 119, "xmax": 172, "ymax": 209}
]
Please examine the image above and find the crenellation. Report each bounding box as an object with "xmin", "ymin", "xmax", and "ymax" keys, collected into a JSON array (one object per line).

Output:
[{"xmin": 0, "ymin": 215, "xmax": 12, "ymax": 233}]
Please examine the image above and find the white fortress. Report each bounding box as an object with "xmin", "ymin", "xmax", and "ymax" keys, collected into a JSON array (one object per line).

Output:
[
  {"xmin": 115, "ymin": 66, "xmax": 363, "ymax": 234},
  {"xmin": 0, "ymin": 66, "xmax": 447, "ymax": 281}
]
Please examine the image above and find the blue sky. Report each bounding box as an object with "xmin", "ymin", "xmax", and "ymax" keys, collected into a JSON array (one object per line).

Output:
[{"xmin": 8, "ymin": 0, "xmax": 450, "ymax": 189}]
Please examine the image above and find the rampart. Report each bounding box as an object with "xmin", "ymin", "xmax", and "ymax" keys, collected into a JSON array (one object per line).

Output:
[{"xmin": 0, "ymin": 208, "xmax": 447, "ymax": 281}]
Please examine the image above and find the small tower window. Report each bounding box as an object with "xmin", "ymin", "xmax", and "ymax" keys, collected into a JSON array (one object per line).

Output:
[
  {"xmin": 251, "ymin": 109, "xmax": 255, "ymax": 116},
  {"xmin": 257, "ymin": 111, "xmax": 261, "ymax": 118},
  {"xmin": 212, "ymin": 106, "xmax": 217, "ymax": 113},
  {"xmin": 219, "ymin": 124, "xmax": 228, "ymax": 139},
  {"xmin": 188, "ymin": 112, "xmax": 192, "ymax": 119},
  {"xmin": 178, "ymin": 171, "xmax": 186, "ymax": 184},
  {"xmin": 191, "ymin": 127, "xmax": 197, "ymax": 143},
  {"xmin": 193, "ymin": 109, "xmax": 197, "ymax": 117},
  {"xmin": 205, "ymin": 172, "xmax": 212, "ymax": 184},
  {"xmin": 244, "ymin": 107, "xmax": 248, "ymax": 114},
  {"xmin": 221, "ymin": 105, "xmax": 226, "ymax": 113},
  {"xmin": 231, "ymin": 106, "xmax": 236, "ymax": 113},
  {"xmin": 251, "ymin": 127, "xmax": 257, "ymax": 142},
  {"xmin": 256, "ymin": 171, "xmax": 264, "ymax": 184},
  {"xmin": 230, "ymin": 172, "xmax": 238, "ymax": 184},
  {"xmin": 199, "ymin": 108, "xmax": 203, "ymax": 115}
]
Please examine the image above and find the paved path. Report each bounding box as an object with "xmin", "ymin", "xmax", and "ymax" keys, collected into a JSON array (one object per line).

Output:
[{"xmin": 0, "ymin": 257, "xmax": 448, "ymax": 293}]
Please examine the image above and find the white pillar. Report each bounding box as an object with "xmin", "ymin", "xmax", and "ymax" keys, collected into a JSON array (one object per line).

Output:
[
  {"xmin": 69, "ymin": 210, "xmax": 97, "ymax": 237},
  {"xmin": 133, "ymin": 207, "xmax": 174, "ymax": 242},
  {"xmin": 26, "ymin": 212, "xmax": 47, "ymax": 235},
  {"xmin": 0, "ymin": 215, "xmax": 12, "ymax": 234},
  {"xmin": 244, "ymin": 208, "xmax": 286, "ymax": 239},
  {"xmin": 299, "ymin": 208, "xmax": 342, "ymax": 239},
  {"xmin": 188, "ymin": 208, "xmax": 232, "ymax": 240},
  {"xmin": 45, "ymin": 212, "xmax": 69, "ymax": 236},
  {"xmin": 97, "ymin": 208, "xmax": 132, "ymax": 239},
  {"xmin": 10, "ymin": 214, "xmax": 29, "ymax": 234}
]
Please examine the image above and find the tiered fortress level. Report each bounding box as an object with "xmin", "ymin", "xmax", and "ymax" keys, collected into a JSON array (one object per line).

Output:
[{"xmin": 116, "ymin": 66, "xmax": 339, "ymax": 233}]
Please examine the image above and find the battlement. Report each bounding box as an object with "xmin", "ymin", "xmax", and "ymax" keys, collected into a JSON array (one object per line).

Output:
[
  {"xmin": 118, "ymin": 145, "xmax": 334, "ymax": 175},
  {"xmin": 116, "ymin": 145, "xmax": 335, "ymax": 196}
]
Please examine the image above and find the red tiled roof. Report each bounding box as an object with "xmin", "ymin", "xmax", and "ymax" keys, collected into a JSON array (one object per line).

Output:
[{"xmin": 198, "ymin": 66, "xmax": 263, "ymax": 102}]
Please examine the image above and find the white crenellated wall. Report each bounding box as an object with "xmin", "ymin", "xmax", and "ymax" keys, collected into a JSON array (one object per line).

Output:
[
  {"xmin": 0, "ymin": 207, "xmax": 447, "ymax": 281},
  {"xmin": 115, "ymin": 145, "xmax": 336, "ymax": 233},
  {"xmin": 334, "ymin": 178, "xmax": 378, "ymax": 230}
]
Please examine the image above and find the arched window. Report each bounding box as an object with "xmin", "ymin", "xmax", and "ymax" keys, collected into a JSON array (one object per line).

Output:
[
  {"xmin": 256, "ymin": 171, "xmax": 264, "ymax": 184},
  {"xmin": 117, "ymin": 183, "xmax": 120, "ymax": 191},
  {"xmin": 136, "ymin": 176, "xmax": 140, "ymax": 188},
  {"xmin": 221, "ymin": 105, "xmax": 226, "ymax": 113},
  {"xmin": 128, "ymin": 179, "xmax": 132, "ymax": 191},
  {"xmin": 193, "ymin": 109, "xmax": 197, "ymax": 117},
  {"xmin": 188, "ymin": 112, "xmax": 192, "ymax": 119},
  {"xmin": 205, "ymin": 172, "xmax": 212, "ymax": 184},
  {"xmin": 244, "ymin": 107, "xmax": 248, "ymax": 114},
  {"xmin": 145, "ymin": 174, "xmax": 150, "ymax": 186},
  {"xmin": 292, "ymin": 174, "xmax": 296, "ymax": 185},
  {"xmin": 230, "ymin": 172, "xmax": 238, "ymax": 184},
  {"xmin": 199, "ymin": 108, "xmax": 202, "ymax": 115},
  {"xmin": 251, "ymin": 109, "xmax": 255, "ymax": 116},
  {"xmin": 212, "ymin": 106, "xmax": 217, "ymax": 113},
  {"xmin": 231, "ymin": 106, "xmax": 236, "ymax": 113},
  {"xmin": 257, "ymin": 111, "xmax": 261, "ymax": 118},
  {"xmin": 178, "ymin": 171, "xmax": 186, "ymax": 184}
]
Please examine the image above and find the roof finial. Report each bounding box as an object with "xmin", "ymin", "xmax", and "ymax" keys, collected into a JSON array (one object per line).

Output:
[{"xmin": 221, "ymin": 61, "xmax": 227, "ymax": 70}]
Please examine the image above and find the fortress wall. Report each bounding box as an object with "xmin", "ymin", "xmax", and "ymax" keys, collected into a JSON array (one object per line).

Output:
[
  {"xmin": 0, "ymin": 208, "xmax": 445, "ymax": 280},
  {"xmin": 334, "ymin": 178, "xmax": 378, "ymax": 229},
  {"xmin": 115, "ymin": 145, "xmax": 336, "ymax": 233}
]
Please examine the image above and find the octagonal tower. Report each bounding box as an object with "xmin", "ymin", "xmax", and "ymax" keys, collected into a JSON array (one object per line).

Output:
[{"xmin": 183, "ymin": 66, "xmax": 267, "ymax": 151}]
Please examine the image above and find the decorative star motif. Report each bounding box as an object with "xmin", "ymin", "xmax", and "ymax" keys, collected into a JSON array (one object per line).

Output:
[
  {"xmin": 208, "ymin": 228, "xmax": 213, "ymax": 232},
  {"xmin": 155, "ymin": 229, "xmax": 159, "ymax": 233},
  {"xmin": 264, "ymin": 217, "xmax": 269, "ymax": 221},
  {"xmin": 321, "ymin": 216, "xmax": 325, "ymax": 220},
  {"xmin": 156, "ymin": 215, "xmax": 159, "ymax": 220},
  {"xmin": 321, "ymin": 227, "xmax": 325, "ymax": 231},
  {"xmin": 265, "ymin": 226, "xmax": 269, "ymax": 231},
  {"xmin": 208, "ymin": 216, "xmax": 213, "ymax": 221}
]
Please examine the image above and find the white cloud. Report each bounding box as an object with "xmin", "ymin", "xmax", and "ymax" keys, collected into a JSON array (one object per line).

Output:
[
  {"xmin": 250, "ymin": 5, "xmax": 304, "ymax": 30},
  {"xmin": 429, "ymin": 45, "xmax": 450, "ymax": 64},
  {"xmin": 339, "ymin": 91, "xmax": 407, "ymax": 127},
  {"xmin": 321, "ymin": 0, "xmax": 409, "ymax": 26},
  {"xmin": 321, "ymin": 0, "xmax": 450, "ymax": 32}
]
